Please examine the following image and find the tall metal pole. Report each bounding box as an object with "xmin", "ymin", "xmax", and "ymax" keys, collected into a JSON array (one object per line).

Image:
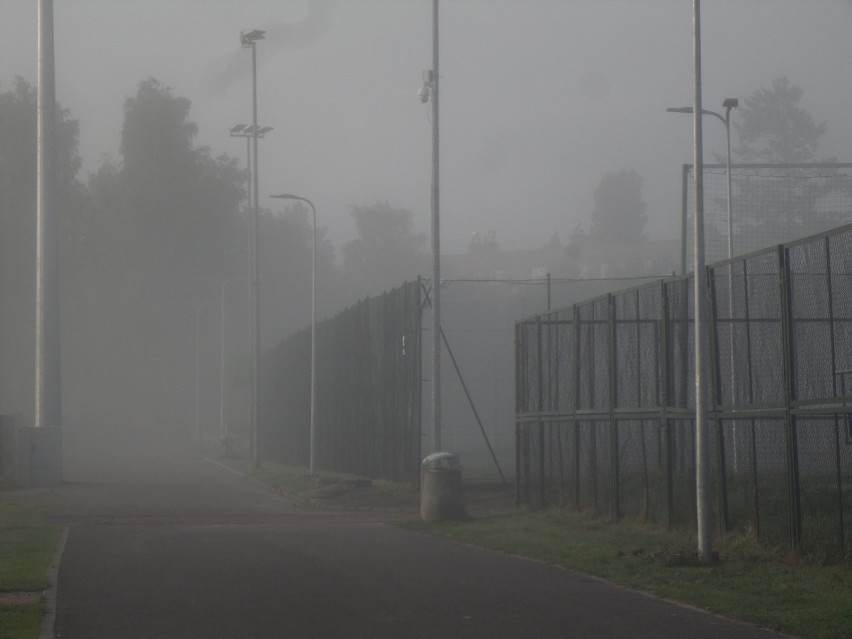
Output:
[
  {"xmin": 310, "ymin": 202, "xmax": 316, "ymax": 474},
  {"xmin": 430, "ymin": 0, "xmax": 442, "ymax": 453},
  {"xmin": 241, "ymin": 30, "xmax": 265, "ymax": 469},
  {"xmin": 692, "ymin": 0, "xmax": 713, "ymax": 563},
  {"xmin": 251, "ymin": 40, "xmax": 260, "ymax": 469},
  {"xmin": 35, "ymin": 0, "xmax": 61, "ymax": 434},
  {"xmin": 725, "ymin": 109, "xmax": 733, "ymax": 262}
]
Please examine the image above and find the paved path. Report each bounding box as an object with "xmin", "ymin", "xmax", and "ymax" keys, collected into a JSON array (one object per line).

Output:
[{"xmin": 48, "ymin": 449, "xmax": 794, "ymax": 639}]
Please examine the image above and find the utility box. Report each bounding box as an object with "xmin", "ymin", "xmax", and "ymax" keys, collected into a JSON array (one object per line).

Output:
[
  {"xmin": 16, "ymin": 427, "xmax": 62, "ymax": 488},
  {"xmin": 420, "ymin": 452, "xmax": 466, "ymax": 522}
]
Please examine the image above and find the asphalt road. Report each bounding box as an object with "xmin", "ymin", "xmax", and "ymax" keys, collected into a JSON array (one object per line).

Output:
[{"xmin": 47, "ymin": 448, "xmax": 794, "ymax": 639}]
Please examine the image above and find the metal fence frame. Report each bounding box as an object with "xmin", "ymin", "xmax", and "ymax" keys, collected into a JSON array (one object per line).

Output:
[
  {"xmin": 516, "ymin": 224, "xmax": 852, "ymax": 558},
  {"xmin": 260, "ymin": 280, "xmax": 422, "ymax": 482}
]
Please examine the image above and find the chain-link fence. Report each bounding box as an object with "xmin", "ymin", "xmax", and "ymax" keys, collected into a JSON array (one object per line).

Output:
[
  {"xmin": 260, "ymin": 280, "xmax": 422, "ymax": 482},
  {"xmin": 517, "ymin": 225, "xmax": 852, "ymax": 559},
  {"xmin": 681, "ymin": 163, "xmax": 852, "ymax": 271}
]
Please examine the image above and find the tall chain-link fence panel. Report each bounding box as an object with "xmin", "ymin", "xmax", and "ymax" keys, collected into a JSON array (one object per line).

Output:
[
  {"xmin": 260, "ymin": 280, "xmax": 421, "ymax": 482},
  {"xmin": 517, "ymin": 222, "xmax": 852, "ymax": 559}
]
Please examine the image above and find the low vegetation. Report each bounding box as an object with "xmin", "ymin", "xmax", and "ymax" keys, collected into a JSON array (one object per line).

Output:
[{"xmin": 0, "ymin": 491, "xmax": 61, "ymax": 639}]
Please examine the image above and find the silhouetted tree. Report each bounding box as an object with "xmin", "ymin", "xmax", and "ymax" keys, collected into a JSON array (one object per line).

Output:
[
  {"xmin": 732, "ymin": 76, "xmax": 844, "ymax": 247},
  {"xmin": 589, "ymin": 169, "xmax": 647, "ymax": 244},
  {"xmin": 734, "ymin": 75, "xmax": 827, "ymax": 164},
  {"xmin": 81, "ymin": 78, "xmax": 245, "ymax": 439}
]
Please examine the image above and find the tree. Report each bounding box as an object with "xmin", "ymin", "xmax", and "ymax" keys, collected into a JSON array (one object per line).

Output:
[
  {"xmin": 115, "ymin": 78, "xmax": 244, "ymax": 285},
  {"xmin": 589, "ymin": 169, "xmax": 647, "ymax": 244},
  {"xmin": 341, "ymin": 202, "xmax": 428, "ymax": 299},
  {"xmin": 79, "ymin": 78, "xmax": 245, "ymax": 440},
  {"xmin": 734, "ymin": 75, "xmax": 827, "ymax": 164},
  {"xmin": 732, "ymin": 76, "xmax": 842, "ymax": 248}
]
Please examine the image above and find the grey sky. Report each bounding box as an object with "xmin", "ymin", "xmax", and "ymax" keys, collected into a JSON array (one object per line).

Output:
[{"xmin": 2, "ymin": 0, "xmax": 851, "ymax": 255}]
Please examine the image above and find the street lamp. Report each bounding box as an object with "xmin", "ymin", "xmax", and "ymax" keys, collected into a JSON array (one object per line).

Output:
[
  {"xmin": 241, "ymin": 28, "xmax": 265, "ymax": 469},
  {"xmin": 668, "ymin": 97, "xmax": 740, "ymax": 473},
  {"xmin": 667, "ymin": 98, "xmax": 738, "ymax": 260},
  {"xmin": 270, "ymin": 193, "xmax": 317, "ymax": 475}
]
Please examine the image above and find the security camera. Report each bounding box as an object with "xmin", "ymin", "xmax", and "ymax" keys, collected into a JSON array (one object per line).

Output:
[{"xmin": 418, "ymin": 84, "xmax": 431, "ymax": 103}]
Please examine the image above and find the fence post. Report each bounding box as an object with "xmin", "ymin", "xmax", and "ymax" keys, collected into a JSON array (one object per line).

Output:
[
  {"xmin": 778, "ymin": 245, "xmax": 802, "ymax": 549},
  {"xmin": 515, "ymin": 321, "xmax": 522, "ymax": 507},
  {"xmin": 707, "ymin": 265, "xmax": 730, "ymax": 532},
  {"xmin": 572, "ymin": 304, "xmax": 582, "ymax": 510},
  {"xmin": 537, "ymin": 314, "xmax": 546, "ymax": 507},
  {"xmin": 660, "ymin": 280, "xmax": 674, "ymax": 527},
  {"xmin": 608, "ymin": 294, "xmax": 620, "ymax": 519},
  {"xmin": 823, "ymin": 236, "xmax": 846, "ymax": 552}
]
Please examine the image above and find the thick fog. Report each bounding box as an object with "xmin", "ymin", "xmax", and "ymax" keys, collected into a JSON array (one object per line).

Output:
[
  {"xmin": 2, "ymin": 0, "xmax": 851, "ymax": 253},
  {"xmin": 2, "ymin": 0, "xmax": 852, "ymax": 465}
]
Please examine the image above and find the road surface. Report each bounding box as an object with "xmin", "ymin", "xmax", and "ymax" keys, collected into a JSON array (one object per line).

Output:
[{"xmin": 48, "ymin": 448, "xmax": 793, "ymax": 639}]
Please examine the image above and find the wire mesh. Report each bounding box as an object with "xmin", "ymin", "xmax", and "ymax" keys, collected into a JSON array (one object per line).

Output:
[
  {"xmin": 685, "ymin": 164, "xmax": 852, "ymax": 266},
  {"xmin": 516, "ymin": 221, "xmax": 852, "ymax": 558}
]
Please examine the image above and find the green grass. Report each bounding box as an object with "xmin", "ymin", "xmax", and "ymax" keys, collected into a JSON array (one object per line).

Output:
[
  {"xmin": 0, "ymin": 604, "xmax": 43, "ymax": 639},
  {"xmin": 0, "ymin": 491, "xmax": 61, "ymax": 639}
]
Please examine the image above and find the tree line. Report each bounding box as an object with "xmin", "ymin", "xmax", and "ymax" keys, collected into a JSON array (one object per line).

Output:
[{"xmin": 0, "ymin": 77, "xmax": 427, "ymax": 441}]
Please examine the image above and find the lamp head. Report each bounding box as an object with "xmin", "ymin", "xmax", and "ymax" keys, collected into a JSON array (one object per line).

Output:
[
  {"xmin": 666, "ymin": 106, "xmax": 693, "ymax": 114},
  {"xmin": 240, "ymin": 29, "xmax": 266, "ymax": 46},
  {"xmin": 722, "ymin": 97, "xmax": 739, "ymax": 109}
]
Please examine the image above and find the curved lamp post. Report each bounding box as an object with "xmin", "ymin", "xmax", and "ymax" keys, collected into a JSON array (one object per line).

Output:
[
  {"xmin": 667, "ymin": 98, "xmax": 738, "ymax": 260},
  {"xmin": 270, "ymin": 193, "xmax": 317, "ymax": 475}
]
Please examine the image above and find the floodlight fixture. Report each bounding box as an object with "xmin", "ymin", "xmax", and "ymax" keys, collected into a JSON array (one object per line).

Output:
[
  {"xmin": 240, "ymin": 29, "xmax": 265, "ymax": 46},
  {"xmin": 722, "ymin": 97, "xmax": 739, "ymax": 109}
]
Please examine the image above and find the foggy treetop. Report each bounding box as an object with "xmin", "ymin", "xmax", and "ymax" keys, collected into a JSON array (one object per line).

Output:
[{"xmin": 2, "ymin": 0, "xmax": 852, "ymax": 253}]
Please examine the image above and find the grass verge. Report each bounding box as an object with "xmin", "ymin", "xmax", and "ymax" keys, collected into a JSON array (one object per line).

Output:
[
  {"xmin": 219, "ymin": 457, "xmax": 420, "ymax": 511},
  {"xmin": 0, "ymin": 491, "xmax": 61, "ymax": 639},
  {"xmin": 405, "ymin": 510, "xmax": 852, "ymax": 639}
]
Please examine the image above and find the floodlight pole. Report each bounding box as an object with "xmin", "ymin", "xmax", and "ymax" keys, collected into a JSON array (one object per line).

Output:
[
  {"xmin": 241, "ymin": 29, "xmax": 265, "ymax": 469},
  {"xmin": 417, "ymin": 2, "xmax": 441, "ymax": 454},
  {"xmin": 430, "ymin": 0, "xmax": 442, "ymax": 453},
  {"xmin": 35, "ymin": 0, "xmax": 61, "ymax": 436},
  {"xmin": 270, "ymin": 194, "xmax": 318, "ymax": 475}
]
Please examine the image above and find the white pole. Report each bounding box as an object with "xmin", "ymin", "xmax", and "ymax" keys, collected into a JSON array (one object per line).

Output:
[
  {"xmin": 693, "ymin": 0, "xmax": 713, "ymax": 563},
  {"xmin": 430, "ymin": 0, "xmax": 442, "ymax": 453},
  {"xmin": 35, "ymin": 0, "xmax": 60, "ymax": 432},
  {"xmin": 249, "ymin": 40, "xmax": 261, "ymax": 469}
]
